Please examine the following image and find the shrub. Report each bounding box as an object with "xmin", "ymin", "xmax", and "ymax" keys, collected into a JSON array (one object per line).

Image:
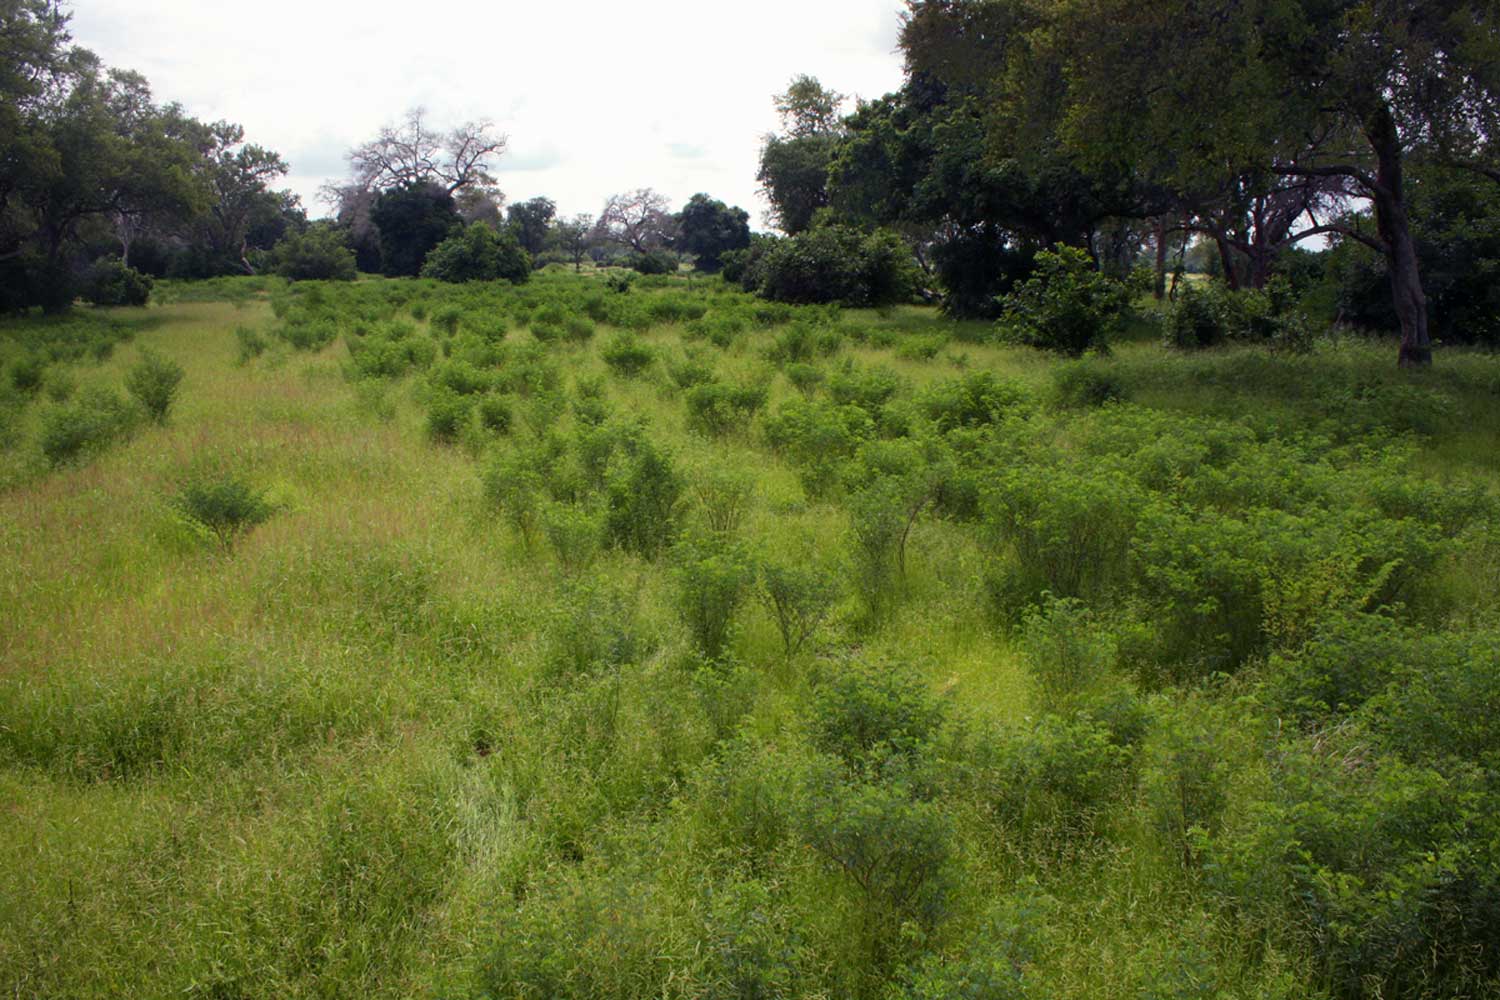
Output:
[
  {"xmin": 605, "ymin": 441, "xmax": 683, "ymax": 560},
  {"xmin": 797, "ymin": 760, "xmax": 952, "ymax": 928},
  {"xmin": 268, "ymin": 226, "xmax": 357, "ymax": 281},
  {"xmin": 541, "ymin": 501, "xmax": 603, "ymax": 574},
  {"xmin": 1017, "ymin": 595, "xmax": 1116, "ymax": 712},
  {"xmin": 751, "ymin": 225, "xmax": 920, "ymax": 307},
  {"xmin": 38, "ymin": 387, "xmax": 138, "ymax": 466},
  {"xmin": 981, "ymin": 714, "xmax": 1133, "ymax": 838},
  {"xmin": 688, "ymin": 463, "xmax": 755, "ymax": 536},
  {"xmin": 673, "ymin": 531, "xmax": 755, "ymax": 660},
  {"xmin": 476, "ymin": 394, "xmax": 513, "ymax": 435},
  {"xmin": 124, "ymin": 349, "xmax": 185, "ymax": 424},
  {"xmin": 600, "ymin": 332, "xmax": 655, "ymax": 378},
  {"xmin": 918, "ymin": 371, "xmax": 1028, "ymax": 430},
  {"xmin": 981, "ymin": 464, "xmax": 1142, "ymax": 615},
  {"xmin": 997, "ymin": 245, "xmax": 1137, "ymax": 355},
  {"xmin": 759, "ymin": 559, "xmax": 841, "ymax": 659},
  {"xmin": 628, "ymin": 250, "xmax": 679, "ymax": 275},
  {"xmin": 420, "ymin": 223, "xmax": 531, "ymax": 283},
  {"xmin": 1049, "ymin": 358, "xmax": 1126, "ymax": 409},
  {"xmin": 173, "ymin": 471, "xmax": 273, "ymax": 551},
  {"xmin": 810, "ymin": 662, "xmax": 945, "ymax": 771},
  {"xmin": 84, "ymin": 259, "xmax": 153, "ymax": 306},
  {"xmin": 235, "ymin": 325, "xmax": 268, "ymax": 363},
  {"xmin": 481, "ymin": 446, "xmax": 547, "ymax": 547},
  {"xmin": 424, "ymin": 388, "xmax": 472, "ymax": 443},
  {"xmin": 683, "ymin": 379, "xmax": 768, "ymax": 437},
  {"xmin": 785, "ymin": 362, "xmax": 825, "ymax": 397}
]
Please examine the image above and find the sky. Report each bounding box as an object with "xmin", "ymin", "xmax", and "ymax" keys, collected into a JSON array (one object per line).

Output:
[{"xmin": 67, "ymin": 1, "xmax": 910, "ymax": 226}]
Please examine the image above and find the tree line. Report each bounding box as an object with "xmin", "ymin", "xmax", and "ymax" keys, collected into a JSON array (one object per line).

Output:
[{"xmin": 756, "ymin": 0, "xmax": 1500, "ymax": 365}]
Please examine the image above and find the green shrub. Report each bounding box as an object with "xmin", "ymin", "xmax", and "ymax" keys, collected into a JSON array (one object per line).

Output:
[
  {"xmin": 84, "ymin": 259, "xmax": 153, "ymax": 305},
  {"xmin": 600, "ymin": 332, "xmax": 655, "ymax": 378},
  {"xmin": 420, "ymin": 223, "xmax": 531, "ymax": 283},
  {"xmin": 683, "ymin": 379, "xmax": 768, "ymax": 437},
  {"xmin": 979, "ymin": 714, "xmax": 1133, "ymax": 839},
  {"xmin": 124, "ymin": 348, "xmax": 185, "ymax": 424},
  {"xmin": 750, "ymin": 226, "xmax": 919, "ymax": 307},
  {"xmin": 673, "ymin": 531, "xmax": 756, "ymax": 660},
  {"xmin": 797, "ymin": 759, "xmax": 952, "ymax": 929},
  {"xmin": 758, "ymin": 558, "xmax": 842, "ymax": 659},
  {"xmin": 424, "ymin": 388, "xmax": 472, "ymax": 443},
  {"xmin": 785, "ymin": 362, "xmax": 825, "ymax": 397},
  {"xmin": 476, "ymin": 394, "xmax": 513, "ymax": 435},
  {"xmin": 481, "ymin": 446, "xmax": 548, "ymax": 547},
  {"xmin": 541, "ymin": 501, "xmax": 603, "ymax": 574},
  {"xmin": 810, "ymin": 662, "xmax": 945, "ymax": 771},
  {"xmin": 629, "ymin": 250, "xmax": 679, "ymax": 275},
  {"xmin": 997, "ymin": 245, "xmax": 1137, "ymax": 355},
  {"xmin": 173, "ymin": 471, "xmax": 273, "ymax": 550},
  {"xmin": 234, "ymin": 325, "xmax": 268, "ymax": 363},
  {"xmin": 1049, "ymin": 357, "xmax": 1126, "ymax": 409},
  {"xmin": 605, "ymin": 441, "xmax": 683, "ymax": 559},
  {"xmin": 981, "ymin": 464, "xmax": 1142, "ymax": 615},
  {"xmin": 1018, "ymin": 595, "xmax": 1117, "ymax": 712},
  {"xmin": 918, "ymin": 371, "xmax": 1029, "ymax": 431},
  {"xmin": 37, "ymin": 386, "xmax": 138, "ymax": 466},
  {"xmin": 268, "ymin": 226, "xmax": 357, "ymax": 281}
]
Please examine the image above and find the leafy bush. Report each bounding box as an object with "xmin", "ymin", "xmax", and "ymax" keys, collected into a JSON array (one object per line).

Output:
[
  {"xmin": 424, "ymin": 388, "xmax": 472, "ymax": 443},
  {"xmin": 628, "ymin": 250, "xmax": 679, "ymax": 275},
  {"xmin": 83, "ymin": 259, "xmax": 153, "ymax": 306},
  {"xmin": 476, "ymin": 394, "xmax": 513, "ymax": 435},
  {"xmin": 268, "ymin": 226, "xmax": 357, "ymax": 281},
  {"xmin": 758, "ymin": 558, "xmax": 842, "ymax": 659},
  {"xmin": 746, "ymin": 226, "xmax": 919, "ymax": 307},
  {"xmin": 1049, "ymin": 357, "xmax": 1126, "ymax": 409},
  {"xmin": 605, "ymin": 441, "xmax": 683, "ymax": 560},
  {"xmin": 673, "ymin": 531, "xmax": 755, "ymax": 660},
  {"xmin": 1018, "ymin": 595, "xmax": 1116, "ymax": 712},
  {"xmin": 124, "ymin": 348, "xmax": 184, "ymax": 424},
  {"xmin": 683, "ymin": 379, "xmax": 768, "ymax": 437},
  {"xmin": 173, "ymin": 471, "xmax": 273, "ymax": 550},
  {"xmin": 600, "ymin": 332, "xmax": 655, "ymax": 378},
  {"xmin": 234, "ymin": 325, "xmax": 268, "ymax": 363},
  {"xmin": 541, "ymin": 501, "xmax": 603, "ymax": 574},
  {"xmin": 420, "ymin": 223, "xmax": 531, "ymax": 284},
  {"xmin": 997, "ymin": 245, "xmax": 1138, "ymax": 355},
  {"xmin": 37, "ymin": 387, "xmax": 138, "ymax": 466},
  {"xmin": 979, "ymin": 714, "xmax": 1133, "ymax": 839},
  {"xmin": 810, "ymin": 662, "xmax": 945, "ymax": 771}
]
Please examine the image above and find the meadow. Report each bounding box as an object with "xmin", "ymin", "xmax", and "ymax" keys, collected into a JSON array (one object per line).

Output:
[{"xmin": 2, "ymin": 268, "xmax": 1498, "ymax": 999}]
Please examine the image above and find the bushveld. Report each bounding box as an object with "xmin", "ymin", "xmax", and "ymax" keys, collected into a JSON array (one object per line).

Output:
[{"xmin": 2, "ymin": 269, "xmax": 1498, "ymax": 999}]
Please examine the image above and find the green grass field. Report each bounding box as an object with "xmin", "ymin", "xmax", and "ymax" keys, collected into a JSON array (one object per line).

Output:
[{"xmin": 2, "ymin": 270, "xmax": 1498, "ymax": 999}]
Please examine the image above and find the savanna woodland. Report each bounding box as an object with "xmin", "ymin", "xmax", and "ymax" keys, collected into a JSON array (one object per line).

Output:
[{"xmin": 4, "ymin": 0, "xmax": 1500, "ymax": 997}]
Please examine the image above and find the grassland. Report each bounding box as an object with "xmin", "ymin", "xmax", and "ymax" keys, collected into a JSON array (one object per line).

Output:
[{"xmin": 1, "ymin": 270, "xmax": 1497, "ymax": 999}]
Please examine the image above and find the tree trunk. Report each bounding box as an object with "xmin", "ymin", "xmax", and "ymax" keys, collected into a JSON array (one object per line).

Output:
[
  {"xmin": 1214, "ymin": 234, "xmax": 1240, "ymax": 291},
  {"xmin": 1153, "ymin": 216, "xmax": 1168, "ymax": 300},
  {"xmin": 1367, "ymin": 104, "xmax": 1430, "ymax": 367}
]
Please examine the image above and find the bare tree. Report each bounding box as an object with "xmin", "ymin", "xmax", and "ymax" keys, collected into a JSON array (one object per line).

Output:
[
  {"xmin": 347, "ymin": 107, "xmax": 506, "ymax": 195},
  {"xmin": 598, "ymin": 188, "xmax": 676, "ymax": 253}
]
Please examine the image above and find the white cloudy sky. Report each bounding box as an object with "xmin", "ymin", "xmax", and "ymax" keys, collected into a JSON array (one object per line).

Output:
[{"xmin": 68, "ymin": 1, "xmax": 909, "ymax": 226}]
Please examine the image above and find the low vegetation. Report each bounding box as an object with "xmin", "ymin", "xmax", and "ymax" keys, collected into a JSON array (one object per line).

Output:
[{"xmin": 2, "ymin": 268, "xmax": 1497, "ymax": 999}]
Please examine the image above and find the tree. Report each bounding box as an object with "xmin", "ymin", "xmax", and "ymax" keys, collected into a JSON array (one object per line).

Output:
[
  {"xmin": 598, "ymin": 188, "xmax": 676, "ymax": 253},
  {"xmin": 554, "ymin": 213, "xmax": 594, "ymax": 271},
  {"xmin": 756, "ymin": 76, "xmax": 847, "ymax": 236},
  {"xmin": 1047, "ymin": 0, "xmax": 1500, "ymax": 366},
  {"xmin": 674, "ymin": 193, "xmax": 750, "ymax": 272},
  {"xmin": 190, "ymin": 120, "xmax": 292, "ymax": 275},
  {"xmin": 506, "ymin": 196, "xmax": 555, "ymax": 256},
  {"xmin": 0, "ymin": 6, "xmax": 207, "ymax": 307},
  {"xmin": 348, "ymin": 106, "xmax": 506, "ymax": 196},
  {"xmin": 370, "ymin": 182, "xmax": 459, "ymax": 276},
  {"xmin": 775, "ymin": 74, "xmax": 847, "ymax": 138}
]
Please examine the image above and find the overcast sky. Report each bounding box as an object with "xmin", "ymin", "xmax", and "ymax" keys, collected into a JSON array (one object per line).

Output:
[{"xmin": 68, "ymin": 1, "xmax": 909, "ymax": 227}]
